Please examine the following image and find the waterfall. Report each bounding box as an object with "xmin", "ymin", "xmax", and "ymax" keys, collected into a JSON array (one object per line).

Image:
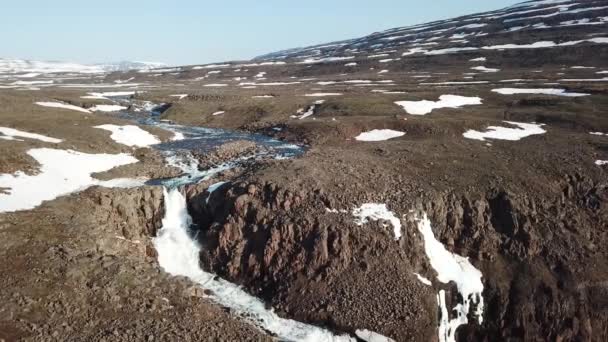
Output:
[{"xmin": 153, "ymin": 187, "xmax": 357, "ymax": 342}]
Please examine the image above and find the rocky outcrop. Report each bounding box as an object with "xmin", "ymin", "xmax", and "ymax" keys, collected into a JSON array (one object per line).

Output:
[
  {"xmin": 184, "ymin": 171, "xmax": 608, "ymax": 341},
  {"xmin": 403, "ymin": 173, "xmax": 608, "ymax": 341},
  {"xmin": 83, "ymin": 186, "xmax": 165, "ymax": 259}
]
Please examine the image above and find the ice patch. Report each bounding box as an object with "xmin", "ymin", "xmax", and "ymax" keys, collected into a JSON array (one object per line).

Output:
[
  {"xmin": 596, "ymin": 160, "xmax": 608, "ymax": 166},
  {"xmin": 395, "ymin": 95, "xmax": 482, "ymax": 115},
  {"xmin": 94, "ymin": 125, "xmax": 160, "ymax": 147},
  {"xmin": 0, "ymin": 148, "xmax": 139, "ymax": 213},
  {"xmin": 0, "ymin": 127, "xmax": 62, "ymax": 143},
  {"xmin": 153, "ymin": 188, "xmax": 356, "ymax": 341},
  {"xmin": 355, "ymin": 129, "xmax": 405, "ymax": 142},
  {"xmin": 212, "ymin": 111, "xmax": 225, "ymax": 116},
  {"xmin": 352, "ymin": 203, "xmax": 402, "ymax": 240},
  {"xmin": 463, "ymin": 121, "xmax": 546, "ymax": 141},
  {"xmin": 170, "ymin": 94, "xmax": 188, "ymax": 100},
  {"xmin": 491, "ymin": 88, "xmax": 589, "ymax": 97}
]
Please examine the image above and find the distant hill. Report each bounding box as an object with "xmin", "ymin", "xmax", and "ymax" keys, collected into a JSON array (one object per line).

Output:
[
  {"xmin": 0, "ymin": 59, "xmax": 167, "ymax": 75},
  {"xmin": 254, "ymin": 0, "xmax": 608, "ymax": 63}
]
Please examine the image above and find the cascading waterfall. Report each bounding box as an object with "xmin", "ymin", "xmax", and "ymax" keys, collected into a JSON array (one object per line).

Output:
[{"xmin": 153, "ymin": 187, "xmax": 356, "ymax": 342}]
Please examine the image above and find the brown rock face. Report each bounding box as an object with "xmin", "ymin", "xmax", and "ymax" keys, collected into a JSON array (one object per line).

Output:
[
  {"xmin": 181, "ymin": 171, "xmax": 608, "ymax": 341},
  {"xmin": 83, "ymin": 186, "xmax": 165, "ymax": 258}
]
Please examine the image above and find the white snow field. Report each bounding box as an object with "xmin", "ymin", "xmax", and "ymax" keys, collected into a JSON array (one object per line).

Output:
[
  {"xmin": 352, "ymin": 203, "xmax": 402, "ymax": 240},
  {"xmin": 0, "ymin": 127, "xmax": 62, "ymax": 143},
  {"xmin": 94, "ymin": 125, "xmax": 160, "ymax": 147},
  {"xmin": 415, "ymin": 214, "xmax": 484, "ymax": 342},
  {"xmin": 395, "ymin": 95, "xmax": 482, "ymax": 115},
  {"xmin": 35, "ymin": 101, "xmax": 91, "ymax": 113},
  {"xmin": 355, "ymin": 129, "xmax": 405, "ymax": 142},
  {"xmin": 463, "ymin": 121, "xmax": 546, "ymax": 141},
  {"xmin": 153, "ymin": 188, "xmax": 357, "ymax": 342},
  {"xmin": 492, "ymin": 88, "xmax": 590, "ymax": 97},
  {"xmin": 0, "ymin": 148, "xmax": 140, "ymax": 213}
]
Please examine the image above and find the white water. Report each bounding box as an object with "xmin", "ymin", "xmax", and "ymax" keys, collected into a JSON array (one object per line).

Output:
[{"xmin": 153, "ymin": 188, "xmax": 356, "ymax": 342}]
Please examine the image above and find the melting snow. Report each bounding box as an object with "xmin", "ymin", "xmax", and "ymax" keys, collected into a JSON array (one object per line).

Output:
[
  {"xmin": 0, "ymin": 127, "xmax": 62, "ymax": 143},
  {"xmin": 0, "ymin": 148, "xmax": 140, "ymax": 212},
  {"xmin": 492, "ymin": 88, "xmax": 589, "ymax": 97},
  {"xmin": 170, "ymin": 94, "xmax": 188, "ymax": 100},
  {"xmin": 82, "ymin": 91, "xmax": 136, "ymax": 100},
  {"xmin": 414, "ymin": 273, "xmax": 432, "ymax": 286},
  {"xmin": 90, "ymin": 105, "xmax": 128, "ymax": 112},
  {"xmin": 471, "ymin": 66, "xmax": 500, "ymax": 73},
  {"xmin": 212, "ymin": 111, "xmax": 225, "ymax": 116},
  {"xmin": 355, "ymin": 129, "xmax": 405, "ymax": 142},
  {"xmin": 304, "ymin": 93, "xmax": 343, "ymax": 97},
  {"xmin": 352, "ymin": 203, "xmax": 402, "ymax": 240},
  {"xmin": 596, "ymin": 160, "xmax": 608, "ymax": 166},
  {"xmin": 94, "ymin": 125, "xmax": 160, "ymax": 147},
  {"xmin": 415, "ymin": 214, "xmax": 484, "ymax": 342},
  {"xmin": 355, "ymin": 330, "xmax": 396, "ymax": 342},
  {"xmin": 469, "ymin": 57, "xmax": 487, "ymax": 62},
  {"xmin": 395, "ymin": 95, "xmax": 482, "ymax": 115},
  {"xmin": 463, "ymin": 121, "xmax": 546, "ymax": 141},
  {"xmin": 35, "ymin": 101, "xmax": 91, "ymax": 113}
]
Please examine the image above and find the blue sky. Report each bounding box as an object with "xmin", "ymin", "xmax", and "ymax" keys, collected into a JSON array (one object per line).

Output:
[{"xmin": 1, "ymin": 0, "xmax": 520, "ymax": 66}]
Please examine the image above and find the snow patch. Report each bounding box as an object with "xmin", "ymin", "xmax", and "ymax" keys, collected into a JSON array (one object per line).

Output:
[
  {"xmin": 0, "ymin": 127, "xmax": 62, "ymax": 143},
  {"xmin": 90, "ymin": 105, "xmax": 128, "ymax": 112},
  {"xmin": 355, "ymin": 329, "xmax": 396, "ymax": 342},
  {"xmin": 0, "ymin": 148, "xmax": 139, "ymax": 212},
  {"xmin": 304, "ymin": 93, "xmax": 343, "ymax": 97},
  {"xmin": 352, "ymin": 203, "xmax": 402, "ymax": 240},
  {"xmin": 492, "ymin": 88, "xmax": 589, "ymax": 97},
  {"xmin": 94, "ymin": 125, "xmax": 160, "ymax": 147},
  {"xmin": 463, "ymin": 121, "xmax": 546, "ymax": 141},
  {"xmin": 355, "ymin": 129, "xmax": 405, "ymax": 142},
  {"xmin": 35, "ymin": 101, "xmax": 90, "ymax": 113},
  {"xmin": 395, "ymin": 95, "xmax": 482, "ymax": 115}
]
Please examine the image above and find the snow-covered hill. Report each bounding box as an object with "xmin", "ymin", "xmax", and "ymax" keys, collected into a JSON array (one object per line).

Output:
[
  {"xmin": 0, "ymin": 59, "xmax": 167, "ymax": 75},
  {"xmin": 96, "ymin": 61, "xmax": 167, "ymax": 73},
  {"xmin": 255, "ymin": 0, "xmax": 608, "ymax": 63}
]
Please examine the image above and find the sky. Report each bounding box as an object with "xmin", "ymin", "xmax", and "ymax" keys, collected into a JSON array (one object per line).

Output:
[{"xmin": 1, "ymin": 0, "xmax": 521, "ymax": 66}]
